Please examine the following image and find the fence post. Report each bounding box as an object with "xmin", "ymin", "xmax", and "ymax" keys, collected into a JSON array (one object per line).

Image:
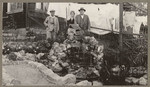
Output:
[
  {"xmin": 26, "ymin": 3, "xmax": 29, "ymax": 30},
  {"xmin": 119, "ymin": 3, "xmax": 123, "ymax": 51}
]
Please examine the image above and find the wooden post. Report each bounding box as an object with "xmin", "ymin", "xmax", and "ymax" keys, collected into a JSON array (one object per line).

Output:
[
  {"xmin": 66, "ymin": 7, "xmax": 67, "ymax": 26},
  {"xmin": 119, "ymin": 3, "xmax": 123, "ymax": 51},
  {"xmin": 26, "ymin": 3, "xmax": 29, "ymax": 30}
]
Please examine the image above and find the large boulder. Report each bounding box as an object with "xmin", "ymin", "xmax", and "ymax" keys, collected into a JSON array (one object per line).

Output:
[
  {"xmin": 42, "ymin": 69, "xmax": 60, "ymax": 84},
  {"xmin": 60, "ymin": 74, "xmax": 76, "ymax": 85},
  {"xmin": 2, "ymin": 68, "xmax": 20, "ymax": 86},
  {"xmin": 35, "ymin": 61, "xmax": 76, "ymax": 85}
]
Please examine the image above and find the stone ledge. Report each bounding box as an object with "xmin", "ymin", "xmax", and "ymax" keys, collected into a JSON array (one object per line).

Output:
[
  {"xmin": 3, "ymin": 60, "xmax": 76, "ymax": 85},
  {"xmin": 2, "ymin": 60, "xmax": 104, "ymax": 86},
  {"xmin": 2, "ymin": 68, "xmax": 21, "ymax": 86},
  {"xmin": 27, "ymin": 61, "xmax": 76, "ymax": 85}
]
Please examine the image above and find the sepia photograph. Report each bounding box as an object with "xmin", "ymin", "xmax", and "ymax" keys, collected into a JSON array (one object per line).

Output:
[{"xmin": 2, "ymin": 2, "xmax": 148, "ymax": 86}]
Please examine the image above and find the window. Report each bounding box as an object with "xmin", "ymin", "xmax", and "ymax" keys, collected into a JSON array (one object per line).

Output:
[
  {"xmin": 35, "ymin": 3, "xmax": 41, "ymax": 9},
  {"xmin": 35, "ymin": 3, "xmax": 49, "ymax": 12},
  {"xmin": 7, "ymin": 3, "xmax": 23, "ymax": 14}
]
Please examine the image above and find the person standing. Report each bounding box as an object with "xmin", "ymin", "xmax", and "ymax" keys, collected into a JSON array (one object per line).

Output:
[
  {"xmin": 75, "ymin": 7, "xmax": 91, "ymax": 34},
  {"xmin": 44, "ymin": 10, "xmax": 59, "ymax": 41},
  {"xmin": 67, "ymin": 11, "xmax": 76, "ymax": 27},
  {"xmin": 67, "ymin": 11, "xmax": 77, "ymax": 35}
]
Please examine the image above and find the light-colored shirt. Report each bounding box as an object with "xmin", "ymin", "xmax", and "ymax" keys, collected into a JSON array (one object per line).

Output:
[
  {"xmin": 81, "ymin": 15, "xmax": 84, "ymax": 19},
  {"xmin": 44, "ymin": 15, "xmax": 59, "ymax": 32}
]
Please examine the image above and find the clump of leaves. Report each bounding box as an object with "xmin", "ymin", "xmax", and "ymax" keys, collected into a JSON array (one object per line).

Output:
[
  {"xmin": 123, "ymin": 38, "xmax": 147, "ymax": 67},
  {"xmin": 7, "ymin": 52, "xmax": 17, "ymax": 61},
  {"xmin": 26, "ymin": 30, "xmax": 36, "ymax": 37},
  {"xmin": 3, "ymin": 44, "xmax": 12, "ymax": 55}
]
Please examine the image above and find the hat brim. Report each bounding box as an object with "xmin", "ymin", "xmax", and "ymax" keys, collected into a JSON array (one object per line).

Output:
[{"xmin": 79, "ymin": 9, "xmax": 86, "ymax": 11}]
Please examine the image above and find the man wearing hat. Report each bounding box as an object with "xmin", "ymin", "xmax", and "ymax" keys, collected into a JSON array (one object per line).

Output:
[
  {"xmin": 75, "ymin": 7, "xmax": 91, "ymax": 34},
  {"xmin": 44, "ymin": 9, "xmax": 59, "ymax": 41}
]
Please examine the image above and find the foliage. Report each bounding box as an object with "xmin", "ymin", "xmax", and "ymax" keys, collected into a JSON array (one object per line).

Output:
[
  {"xmin": 26, "ymin": 30, "xmax": 36, "ymax": 37},
  {"xmin": 122, "ymin": 37, "xmax": 147, "ymax": 67}
]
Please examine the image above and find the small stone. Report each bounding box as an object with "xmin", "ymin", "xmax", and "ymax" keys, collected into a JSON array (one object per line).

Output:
[
  {"xmin": 19, "ymin": 50, "xmax": 26, "ymax": 56},
  {"xmin": 36, "ymin": 53, "xmax": 45, "ymax": 59},
  {"xmin": 76, "ymin": 80, "xmax": 92, "ymax": 86},
  {"xmin": 25, "ymin": 53, "xmax": 36, "ymax": 61},
  {"xmin": 49, "ymin": 49, "xmax": 54, "ymax": 56},
  {"xmin": 132, "ymin": 78, "xmax": 139, "ymax": 84},
  {"xmin": 125, "ymin": 77, "xmax": 136, "ymax": 84},
  {"xmin": 97, "ymin": 45, "xmax": 104, "ymax": 53},
  {"xmin": 93, "ymin": 81, "xmax": 103, "ymax": 86},
  {"xmin": 139, "ymin": 77, "xmax": 147, "ymax": 85},
  {"xmin": 125, "ymin": 77, "xmax": 139, "ymax": 84},
  {"xmin": 53, "ymin": 42, "xmax": 60, "ymax": 49},
  {"xmin": 57, "ymin": 52, "xmax": 66, "ymax": 58},
  {"xmin": 66, "ymin": 44, "xmax": 71, "ymax": 49},
  {"xmin": 143, "ymin": 74, "xmax": 148, "ymax": 79},
  {"xmin": 52, "ymin": 63, "xmax": 63, "ymax": 72},
  {"xmin": 14, "ymin": 52, "xmax": 24, "ymax": 61},
  {"xmin": 60, "ymin": 44, "xmax": 67, "ymax": 50},
  {"xmin": 54, "ymin": 47, "xmax": 63, "ymax": 53},
  {"xmin": 61, "ymin": 62, "xmax": 69, "ymax": 67},
  {"xmin": 50, "ymin": 55, "xmax": 57, "ymax": 61}
]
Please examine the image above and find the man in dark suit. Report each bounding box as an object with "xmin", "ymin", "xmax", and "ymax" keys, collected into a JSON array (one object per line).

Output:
[{"xmin": 75, "ymin": 7, "xmax": 91, "ymax": 33}]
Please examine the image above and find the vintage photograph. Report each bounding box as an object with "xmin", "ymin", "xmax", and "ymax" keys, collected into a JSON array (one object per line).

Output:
[{"xmin": 2, "ymin": 2, "xmax": 148, "ymax": 86}]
